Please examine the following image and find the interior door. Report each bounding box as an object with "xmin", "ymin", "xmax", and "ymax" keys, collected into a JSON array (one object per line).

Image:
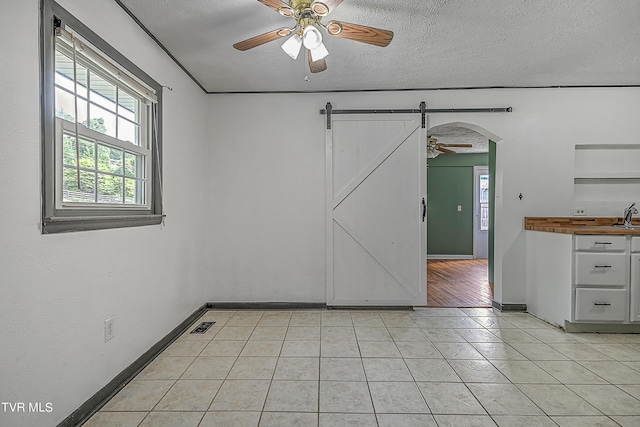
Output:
[{"xmin": 326, "ymin": 115, "xmax": 427, "ymax": 306}]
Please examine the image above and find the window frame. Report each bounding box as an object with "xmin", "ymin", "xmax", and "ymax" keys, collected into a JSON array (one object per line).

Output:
[{"xmin": 41, "ymin": 0, "xmax": 163, "ymax": 233}]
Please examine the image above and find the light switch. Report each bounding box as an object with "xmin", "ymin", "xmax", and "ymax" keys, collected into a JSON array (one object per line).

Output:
[{"xmin": 457, "ymin": 205, "xmax": 462, "ymax": 212}]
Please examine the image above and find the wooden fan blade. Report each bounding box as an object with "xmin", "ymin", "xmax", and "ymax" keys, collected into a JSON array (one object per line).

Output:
[
  {"xmin": 437, "ymin": 147, "xmax": 456, "ymax": 155},
  {"xmin": 308, "ymin": 50, "xmax": 327, "ymax": 73},
  {"xmin": 258, "ymin": 0, "xmax": 291, "ymax": 12},
  {"xmin": 327, "ymin": 21, "xmax": 393, "ymax": 47},
  {"xmin": 442, "ymin": 144, "xmax": 473, "ymax": 148},
  {"xmin": 233, "ymin": 30, "xmax": 284, "ymax": 51}
]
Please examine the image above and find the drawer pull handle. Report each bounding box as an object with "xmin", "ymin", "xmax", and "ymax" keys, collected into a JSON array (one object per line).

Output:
[
  {"xmin": 594, "ymin": 302, "xmax": 612, "ymax": 306},
  {"xmin": 594, "ymin": 265, "xmax": 612, "ymax": 269},
  {"xmin": 594, "ymin": 242, "xmax": 612, "ymax": 245}
]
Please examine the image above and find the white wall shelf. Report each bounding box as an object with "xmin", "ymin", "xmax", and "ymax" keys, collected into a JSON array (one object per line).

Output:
[
  {"xmin": 574, "ymin": 144, "xmax": 640, "ymax": 208},
  {"xmin": 575, "ymin": 144, "xmax": 640, "ymax": 177}
]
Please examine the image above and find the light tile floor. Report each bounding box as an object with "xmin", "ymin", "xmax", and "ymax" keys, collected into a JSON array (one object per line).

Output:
[{"xmin": 84, "ymin": 308, "xmax": 640, "ymax": 427}]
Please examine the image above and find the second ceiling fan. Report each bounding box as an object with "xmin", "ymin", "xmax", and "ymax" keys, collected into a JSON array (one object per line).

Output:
[
  {"xmin": 233, "ymin": 0, "xmax": 394, "ymax": 73},
  {"xmin": 427, "ymin": 136, "xmax": 473, "ymax": 158}
]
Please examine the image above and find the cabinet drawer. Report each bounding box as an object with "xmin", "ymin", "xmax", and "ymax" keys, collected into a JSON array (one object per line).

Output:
[
  {"xmin": 575, "ymin": 235, "xmax": 627, "ymax": 252},
  {"xmin": 574, "ymin": 253, "xmax": 628, "ymax": 286},
  {"xmin": 575, "ymin": 288, "xmax": 626, "ymax": 322},
  {"xmin": 632, "ymin": 237, "xmax": 640, "ymax": 253}
]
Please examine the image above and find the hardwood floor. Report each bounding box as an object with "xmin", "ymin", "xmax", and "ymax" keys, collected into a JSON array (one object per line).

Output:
[{"xmin": 425, "ymin": 259, "xmax": 493, "ymax": 308}]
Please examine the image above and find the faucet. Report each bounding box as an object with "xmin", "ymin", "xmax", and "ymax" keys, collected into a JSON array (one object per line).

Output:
[{"xmin": 624, "ymin": 202, "xmax": 638, "ymax": 226}]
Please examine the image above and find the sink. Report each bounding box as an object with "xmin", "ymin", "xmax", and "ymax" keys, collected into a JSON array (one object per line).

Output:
[{"xmin": 612, "ymin": 224, "xmax": 640, "ymax": 230}]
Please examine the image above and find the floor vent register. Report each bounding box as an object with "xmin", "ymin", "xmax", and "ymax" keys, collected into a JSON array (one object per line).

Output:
[{"xmin": 190, "ymin": 321, "xmax": 216, "ymax": 334}]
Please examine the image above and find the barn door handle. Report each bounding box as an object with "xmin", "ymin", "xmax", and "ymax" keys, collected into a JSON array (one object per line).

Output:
[{"xmin": 422, "ymin": 198, "xmax": 426, "ymax": 222}]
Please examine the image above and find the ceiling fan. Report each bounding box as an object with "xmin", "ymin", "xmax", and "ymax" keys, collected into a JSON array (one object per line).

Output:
[
  {"xmin": 427, "ymin": 136, "xmax": 473, "ymax": 158},
  {"xmin": 233, "ymin": 0, "xmax": 394, "ymax": 73}
]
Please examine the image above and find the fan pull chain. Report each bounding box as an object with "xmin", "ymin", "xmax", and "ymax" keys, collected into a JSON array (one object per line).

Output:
[{"xmin": 303, "ymin": 46, "xmax": 310, "ymax": 82}]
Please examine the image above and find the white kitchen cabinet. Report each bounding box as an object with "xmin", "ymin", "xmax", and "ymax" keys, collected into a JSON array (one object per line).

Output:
[
  {"xmin": 525, "ymin": 231, "xmax": 573, "ymax": 327},
  {"xmin": 526, "ymin": 231, "xmax": 640, "ymax": 329},
  {"xmin": 631, "ymin": 238, "xmax": 640, "ymax": 322}
]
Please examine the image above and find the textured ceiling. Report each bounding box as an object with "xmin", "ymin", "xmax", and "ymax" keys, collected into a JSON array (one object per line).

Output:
[{"xmin": 117, "ymin": 0, "xmax": 640, "ymax": 93}]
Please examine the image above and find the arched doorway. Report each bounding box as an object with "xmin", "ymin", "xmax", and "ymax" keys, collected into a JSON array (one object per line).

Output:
[{"xmin": 424, "ymin": 122, "xmax": 502, "ymax": 308}]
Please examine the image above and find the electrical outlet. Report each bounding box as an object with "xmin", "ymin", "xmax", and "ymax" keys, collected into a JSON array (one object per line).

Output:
[
  {"xmin": 574, "ymin": 207, "xmax": 587, "ymax": 216},
  {"xmin": 104, "ymin": 317, "xmax": 115, "ymax": 342},
  {"xmin": 457, "ymin": 205, "xmax": 462, "ymax": 212}
]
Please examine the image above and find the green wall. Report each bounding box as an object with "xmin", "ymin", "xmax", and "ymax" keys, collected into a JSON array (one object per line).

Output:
[{"xmin": 427, "ymin": 153, "xmax": 488, "ymax": 256}]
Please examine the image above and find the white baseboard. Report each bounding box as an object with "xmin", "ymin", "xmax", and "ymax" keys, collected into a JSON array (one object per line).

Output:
[{"xmin": 427, "ymin": 255, "xmax": 474, "ymax": 260}]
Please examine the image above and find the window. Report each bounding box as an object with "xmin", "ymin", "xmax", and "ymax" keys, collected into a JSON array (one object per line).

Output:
[
  {"xmin": 479, "ymin": 174, "xmax": 489, "ymax": 231},
  {"xmin": 42, "ymin": 0, "xmax": 163, "ymax": 233}
]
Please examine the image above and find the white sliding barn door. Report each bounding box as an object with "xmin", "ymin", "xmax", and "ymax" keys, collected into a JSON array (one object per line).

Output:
[{"xmin": 326, "ymin": 115, "xmax": 427, "ymax": 306}]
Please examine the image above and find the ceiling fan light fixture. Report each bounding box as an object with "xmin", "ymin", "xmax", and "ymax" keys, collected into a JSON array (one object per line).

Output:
[
  {"xmin": 281, "ymin": 34, "xmax": 302, "ymax": 59},
  {"xmin": 310, "ymin": 42, "xmax": 329, "ymax": 62},
  {"xmin": 311, "ymin": 2, "xmax": 330, "ymax": 16},
  {"xmin": 326, "ymin": 21, "xmax": 343, "ymax": 35},
  {"xmin": 233, "ymin": 2, "xmax": 394, "ymax": 73},
  {"xmin": 302, "ymin": 25, "xmax": 323, "ymax": 50}
]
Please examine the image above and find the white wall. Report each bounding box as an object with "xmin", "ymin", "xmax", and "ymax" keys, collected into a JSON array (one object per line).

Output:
[
  {"xmin": 207, "ymin": 88, "xmax": 640, "ymax": 305},
  {"xmin": 208, "ymin": 94, "xmax": 328, "ymax": 303},
  {"xmin": 0, "ymin": 1, "xmax": 209, "ymax": 426}
]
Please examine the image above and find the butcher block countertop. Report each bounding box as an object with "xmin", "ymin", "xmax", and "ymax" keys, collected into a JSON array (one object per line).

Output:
[{"xmin": 525, "ymin": 217, "xmax": 640, "ymax": 235}]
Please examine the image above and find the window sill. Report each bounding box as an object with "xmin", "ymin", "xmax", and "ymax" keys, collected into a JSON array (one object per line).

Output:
[{"xmin": 42, "ymin": 214, "xmax": 164, "ymax": 234}]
